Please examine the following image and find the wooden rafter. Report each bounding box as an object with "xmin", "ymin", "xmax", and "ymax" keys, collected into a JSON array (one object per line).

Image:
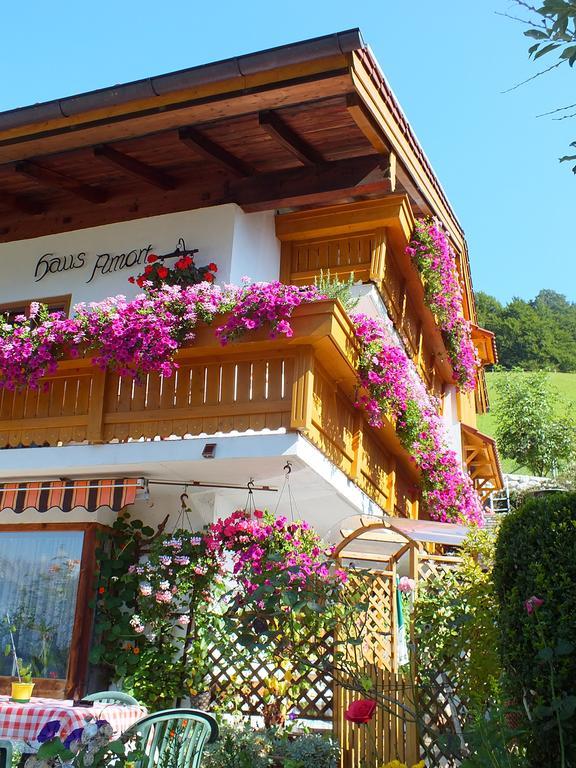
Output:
[
  {"xmin": 230, "ymin": 153, "xmax": 394, "ymax": 211},
  {"xmin": 14, "ymin": 161, "xmax": 108, "ymax": 204},
  {"xmin": 93, "ymin": 145, "xmax": 177, "ymax": 191},
  {"xmin": 346, "ymin": 93, "xmax": 390, "ymax": 155},
  {"xmin": 0, "ymin": 189, "xmax": 44, "ymax": 215},
  {"xmin": 258, "ymin": 110, "xmax": 324, "ymax": 165},
  {"xmin": 178, "ymin": 127, "xmax": 254, "ymax": 177}
]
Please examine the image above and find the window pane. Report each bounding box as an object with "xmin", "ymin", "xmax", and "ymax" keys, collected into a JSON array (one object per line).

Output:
[{"xmin": 0, "ymin": 531, "xmax": 84, "ymax": 679}]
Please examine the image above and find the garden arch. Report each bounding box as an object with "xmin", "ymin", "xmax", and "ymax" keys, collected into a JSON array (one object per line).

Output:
[{"xmin": 330, "ymin": 515, "xmax": 467, "ymax": 768}]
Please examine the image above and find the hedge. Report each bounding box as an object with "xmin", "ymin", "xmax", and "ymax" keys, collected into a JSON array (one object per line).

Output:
[{"xmin": 493, "ymin": 492, "xmax": 576, "ymax": 765}]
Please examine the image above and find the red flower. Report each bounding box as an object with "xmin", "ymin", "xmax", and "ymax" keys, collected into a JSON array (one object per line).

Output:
[
  {"xmin": 345, "ymin": 699, "xmax": 377, "ymax": 724},
  {"xmin": 208, "ymin": 262, "xmax": 218, "ymax": 272},
  {"xmin": 147, "ymin": 254, "xmax": 159, "ymax": 263},
  {"xmin": 175, "ymin": 259, "xmax": 187, "ymax": 271},
  {"xmin": 525, "ymin": 596, "xmax": 544, "ymax": 615},
  {"xmin": 136, "ymin": 277, "xmax": 144, "ymax": 288},
  {"xmin": 254, "ymin": 510, "xmax": 264, "ymax": 519},
  {"xmin": 144, "ymin": 265, "xmax": 153, "ymax": 275},
  {"xmin": 128, "ymin": 276, "xmax": 135, "ymax": 284},
  {"xmin": 98, "ymin": 586, "xmax": 105, "ymax": 595},
  {"xmin": 157, "ymin": 266, "xmax": 169, "ymax": 279},
  {"xmin": 205, "ymin": 273, "xmax": 214, "ymax": 283}
]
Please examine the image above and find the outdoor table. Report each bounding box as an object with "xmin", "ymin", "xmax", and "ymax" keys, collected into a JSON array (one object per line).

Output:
[{"xmin": 0, "ymin": 695, "xmax": 147, "ymax": 746}]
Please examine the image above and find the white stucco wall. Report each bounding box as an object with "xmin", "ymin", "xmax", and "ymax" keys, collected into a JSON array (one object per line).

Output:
[{"xmin": 0, "ymin": 204, "xmax": 280, "ymax": 308}]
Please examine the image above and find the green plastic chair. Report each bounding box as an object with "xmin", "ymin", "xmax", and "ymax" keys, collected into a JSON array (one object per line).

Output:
[
  {"xmin": 123, "ymin": 708, "xmax": 218, "ymax": 768},
  {"xmin": 0, "ymin": 740, "xmax": 12, "ymax": 768},
  {"xmin": 84, "ymin": 690, "xmax": 140, "ymax": 705}
]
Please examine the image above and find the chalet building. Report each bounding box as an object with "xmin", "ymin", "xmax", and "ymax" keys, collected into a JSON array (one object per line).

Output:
[{"xmin": 0, "ymin": 30, "xmax": 501, "ymax": 698}]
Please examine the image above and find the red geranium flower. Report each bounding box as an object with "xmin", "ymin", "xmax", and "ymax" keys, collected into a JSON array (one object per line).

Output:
[
  {"xmin": 345, "ymin": 699, "xmax": 377, "ymax": 724},
  {"xmin": 128, "ymin": 276, "xmax": 135, "ymax": 284},
  {"xmin": 147, "ymin": 254, "xmax": 159, "ymax": 263},
  {"xmin": 205, "ymin": 272, "xmax": 214, "ymax": 282},
  {"xmin": 208, "ymin": 262, "xmax": 218, "ymax": 272},
  {"xmin": 144, "ymin": 265, "xmax": 153, "ymax": 275},
  {"xmin": 157, "ymin": 266, "xmax": 169, "ymax": 279}
]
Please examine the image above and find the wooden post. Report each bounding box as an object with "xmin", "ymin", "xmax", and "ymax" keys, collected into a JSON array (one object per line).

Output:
[
  {"xmin": 279, "ymin": 241, "xmax": 292, "ymax": 284},
  {"xmin": 350, "ymin": 413, "xmax": 364, "ymax": 483},
  {"xmin": 369, "ymin": 228, "xmax": 387, "ymax": 286},
  {"xmin": 404, "ymin": 542, "xmax": 421, "ymax": 766},
  {"xmin": 87, "ymin": 368, "xmax": 106, "ymax": 443},
  {"xmin": 290, "ymin": 348, "xmax": 315, "ymax": 431}
]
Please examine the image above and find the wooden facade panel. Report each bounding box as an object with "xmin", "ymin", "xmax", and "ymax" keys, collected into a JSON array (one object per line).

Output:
[
  {"xmin": 394, "ymin": 471, "xmax": 419, "ymax": 519},
  {"xmin": 309, "ymin": 362, "xmax": 356, "ymax": 476},
  {"xmin": 287, "ymin": 233, "xmax": 376, "ymax": 285},
  {"xmin": 357, "ymin": 429, "xmax": 394, "ymax": 512}
]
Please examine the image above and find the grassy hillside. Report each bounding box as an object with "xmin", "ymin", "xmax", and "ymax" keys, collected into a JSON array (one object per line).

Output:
[{"xmin": 477, "ymin": 372, "xmax": 576, "ymax": 474}]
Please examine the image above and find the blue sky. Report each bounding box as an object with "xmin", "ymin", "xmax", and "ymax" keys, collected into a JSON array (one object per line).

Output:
[{"xmin": 1, "ymin": 1, "xmax": 574, "ymax": 303}]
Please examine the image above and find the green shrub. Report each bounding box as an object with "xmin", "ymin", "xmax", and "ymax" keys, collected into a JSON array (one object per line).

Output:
[
  {"xmin": 203, "ymin": 722, "xmax": 271, "ymax": 768},
  {"xmin": 270, "ymin": 732, "xmax": 339, "ymax": 768},
  {"xmin": 414, "ymin": 526, "xmax": 501, "ymax": 716},
  {"xmin": 493, "ymin": 492, "xmax": 576, "ymax": 765}
]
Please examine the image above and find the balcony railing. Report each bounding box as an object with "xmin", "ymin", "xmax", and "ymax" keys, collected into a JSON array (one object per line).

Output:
[{"xmin": 0, "ymin": 301, "xmax": 420, "ymax": 517}]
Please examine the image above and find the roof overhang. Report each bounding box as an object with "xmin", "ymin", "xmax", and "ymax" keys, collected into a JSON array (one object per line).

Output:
[
  {"xmin": 471, "ymin": 323, "xmax": 498, "ymax": 366},
  {"xmin": 461, "ymin": 424, "xmax": 504, "ymax": 501}
]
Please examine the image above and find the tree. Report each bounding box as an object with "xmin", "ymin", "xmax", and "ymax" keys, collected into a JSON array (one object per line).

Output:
[
  {"xmin": 493, "ymin": 369, "xmax": 576, "ymax": 475},
  {"xmin": 474, "ymin": 289, "xmax": 576, "ymax": 371},
  {"xmin": 507, "ymin": 0, "xmax": 576, "ymax": 172}
]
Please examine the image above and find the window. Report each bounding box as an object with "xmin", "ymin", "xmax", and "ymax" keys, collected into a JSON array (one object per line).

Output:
[
  {"xmin": 0, "ymin": 530, "xmax": 84, "ymax": 680},
  {"xmin": 0, "ymin": 294, "xmax": 71, "ymax": 324},
  {"xmin": 0, "ymin": 524, "xmax": 101, "ymax": 697}
]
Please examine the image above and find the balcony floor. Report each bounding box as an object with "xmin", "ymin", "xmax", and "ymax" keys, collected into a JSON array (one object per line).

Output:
[{"xmin": 0, "ymin": 431, "xmax": 384, "ymax": 533}]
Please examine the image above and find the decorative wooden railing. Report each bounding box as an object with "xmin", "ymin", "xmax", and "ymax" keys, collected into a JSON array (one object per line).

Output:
[
  {"xmin": 0, "ymin": 300, "xmax": 420, "ymax": 515},
  {"xmin": 276, "ymin": 196, "xmax": 462, "ymax": 400}
]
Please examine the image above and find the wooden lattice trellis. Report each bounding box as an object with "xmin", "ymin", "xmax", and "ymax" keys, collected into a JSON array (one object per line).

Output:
[
  {"xmin": 333, "ymin": 521, "xmax": 468, "ymax": 768},
  {"xmin": 204, "ymin": 632, "xmax": 334, "ymax": 721}
]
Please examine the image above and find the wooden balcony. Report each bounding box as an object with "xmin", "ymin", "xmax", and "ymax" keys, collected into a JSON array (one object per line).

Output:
[
  {"xmin": 276, "ymin": 196, "xmax": 473, "ymax": 400},
  {"xmin": 0, "ymin": 300, "xmax": 420, "ymax": 517}
]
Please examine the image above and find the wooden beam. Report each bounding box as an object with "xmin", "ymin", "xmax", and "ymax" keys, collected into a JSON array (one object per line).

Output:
[
  {"xmin": 346, "ymin": 94, "xmax": 397, "ymax": 192},
  {"xmin": 15, "ymin": 161, "xmax": 108, "ymax": 204},
  {"xmin": 0, "ymin": 188, "xmax": 44, "ymax": 215},
  {"xmin": 346, "ymin": 93, "xmax": 389, "ymax": 154},
  {"xmin": 178, "ymin": 127, "xmax": 254, "ymax": 177},
  {"xmin": 93, "ymin": 145, "xmax": 177, "ymax": 191},
  {"xmin": 258, "ymin": 110, "xmax": 323, "ymax": 165},
  {"xmin": 230, "ymin": 153, "xmax": 394, "ymax": 211}
]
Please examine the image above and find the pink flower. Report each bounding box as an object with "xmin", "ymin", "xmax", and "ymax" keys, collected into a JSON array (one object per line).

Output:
[
  {"xmin": 525, "ymin": 596, "xmax": 544, "ymax": 615},
  {"xmin": 398, "ymin": 576, "xmax": 416, "ymax": 594}
]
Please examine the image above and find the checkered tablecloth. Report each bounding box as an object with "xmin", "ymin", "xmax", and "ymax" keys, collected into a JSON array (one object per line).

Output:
[{"xmin": 0, "ymin": 695, "xmax": 147, "ymax": 744}]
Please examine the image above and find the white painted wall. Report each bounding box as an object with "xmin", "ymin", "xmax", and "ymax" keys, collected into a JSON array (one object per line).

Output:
[
  {"xmin": 0, "ymin": 204, "xmax": 280, "ymax": 308},
  {"xmin": 442, "ymin": 386, "xmax": 463, "ymax": 463},
  {"xmin": 230, "ymin": 209, "xmax": 279, "ymax": 284}
]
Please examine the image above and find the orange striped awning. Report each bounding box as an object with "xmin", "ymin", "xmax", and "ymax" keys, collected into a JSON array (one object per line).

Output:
[{"xmin": 0, "ymin": 478, "xmax": 143, "ymax": 514}]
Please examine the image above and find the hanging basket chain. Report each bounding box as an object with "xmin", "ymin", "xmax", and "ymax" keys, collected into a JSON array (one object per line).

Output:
[
  {"xmin": 172, "ymin": 490, "xmax": 195, "ymax": 531},
  {"xmin": 274, "ymin": 461, "xmax": 300, "ymax": 521},
  {"xmin": 244, "ymin": 479, "xmax": 256, "ymax": 517}
]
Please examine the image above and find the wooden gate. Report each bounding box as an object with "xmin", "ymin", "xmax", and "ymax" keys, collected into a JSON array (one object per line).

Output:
[{"xmin": 333, "ymin": 518, "xmax": 465, "ymax": 768}]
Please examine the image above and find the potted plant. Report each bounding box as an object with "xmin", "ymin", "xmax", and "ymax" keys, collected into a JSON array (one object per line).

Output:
[
  {"xmin": 4, "ymin": 614, "xmax": 35, "ymax": 702},
  {"xmin": 10, "ymin": 659, "xmax": 35, "ymax": 702}
]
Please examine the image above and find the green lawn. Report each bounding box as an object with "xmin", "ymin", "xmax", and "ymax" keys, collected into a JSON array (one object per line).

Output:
[{"xmin": 477, "ymin": 371, "xmax": 576, "ymax": 474}]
